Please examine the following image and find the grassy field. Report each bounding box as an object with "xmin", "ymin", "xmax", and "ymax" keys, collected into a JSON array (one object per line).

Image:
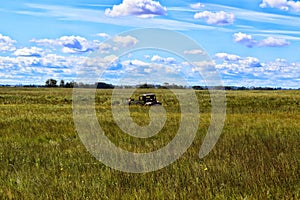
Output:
[{"xmin": 0, "ymin": 87, "xmax": 299, "ymax": 199}]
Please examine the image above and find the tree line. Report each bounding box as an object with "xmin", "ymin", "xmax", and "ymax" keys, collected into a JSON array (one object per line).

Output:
[
  {"xmin": 45, "ymin": 79, "xmax": 75, "ymax": 88},
  {"xmin": 45, "ymin": 79, "xmax": 114, "ymax": 89},
  {"xmin": 1, "ymin": 79, "xmax": 297, "ymax": 90}
]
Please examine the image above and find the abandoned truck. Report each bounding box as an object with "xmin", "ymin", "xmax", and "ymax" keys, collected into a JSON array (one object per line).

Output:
[{"xmin": 128, "ymin": 93, "xmax": 162, "ymax": 106}]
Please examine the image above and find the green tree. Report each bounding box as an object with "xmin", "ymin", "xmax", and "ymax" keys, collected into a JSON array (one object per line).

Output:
[
  {"xmin": 65, "ymin": 81, "xmax": 75, "ymax": 88},
  {"xmin": 45, "ymin": 79, "xmax": 57, "ymax": 87},
  {"xmin": 60, "ymin": 80, "xmax": 65, "ymax": 87}
]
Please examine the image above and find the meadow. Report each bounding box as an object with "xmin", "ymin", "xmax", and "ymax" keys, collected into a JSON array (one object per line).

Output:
[{"xmin": 0, "ymin": 87, "xmax": 299, "ymax": 199}]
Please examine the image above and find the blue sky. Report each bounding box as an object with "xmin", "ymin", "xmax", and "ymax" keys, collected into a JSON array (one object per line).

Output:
[{"xmin": 0, "ymin": 0, "xmax": 299, "ymax": 88}]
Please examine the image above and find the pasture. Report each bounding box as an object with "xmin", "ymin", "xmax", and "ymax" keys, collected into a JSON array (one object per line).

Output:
[{"xmin": 0, "ymin": 87, "xmax": 299, "ymax": 199}]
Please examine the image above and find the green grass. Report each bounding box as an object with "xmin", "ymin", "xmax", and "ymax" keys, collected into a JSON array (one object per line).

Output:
[{"xmin": 0, "ymin": 88, "xmax": 299, "ymax": 199}]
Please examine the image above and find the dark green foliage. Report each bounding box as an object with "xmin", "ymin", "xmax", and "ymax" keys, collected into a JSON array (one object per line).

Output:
[{"xmin": 45, "ymin": 79, "xmax": 58, "ymax": 87}]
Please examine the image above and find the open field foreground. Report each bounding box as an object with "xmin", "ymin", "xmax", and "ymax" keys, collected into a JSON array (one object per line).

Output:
[{"xmin": 0, "ymin": 88, "xmax": 299, "ymax": 199}]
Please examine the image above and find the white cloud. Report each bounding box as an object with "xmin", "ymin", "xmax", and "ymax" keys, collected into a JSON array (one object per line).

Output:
[
  {"xmin": 82, "ymin": 55, "xmax": 118, "ymax": 72},
  {"xmin": 215, "ymin": 53, "xmax": 241, "ymax": 61},
  {"xmin": 151, "ymin": 55, "xmax": 176, "ymax": 63},
  {"xmin": 31, "ymin": 36, "xmax": 101, "ymax": 53},
  {"xmin": 30, "ymin": 38, "xmax": 55, "ymax": 46},
  {"xmin": 13, "ymin": 47, "xmax": 45, "ymax": 57},
  {"xmin": 56, "ymin": 36, "xmax": 100, "ymax": 53},
  {"xmin": 260, "ymin": 0, "xmax": 300, "ymax": 11},
  {"xmin": 0, "ymin": 53, "xmax": 88, "ymax": 84},
  {"xmin": 96, "ymin": 33, "xmax": 110, "ymax": 39},
  {"xmin": 258, "ymin": 36, "xmax": 290, "ymax": 47},
  {"xmin": 105, "ymin": 0, "xmax": 167, "ymax": 18},
  {"xmin": 98, "ymin": 43, "xmax": 114, "ymax": 54},
  {"xmin": 287, "ymin": 0, "xmax": 300, "ymax": 11},
  {"xmin": 191, "ymin": 60, "xmax": 216, "ymax": 72},
  {"xmin": 194, "ymin": 11, "xmax": 235, "ymax": 25},
  {"xmin": 0, "ymin": 34, "xmax": 16, "ymax": 52},
  {"xmin": 117, "ymin": 58, "xmax": 187, "ymax": 85},
  {"xmin": 0, "ymin": 53, "xmax": 85, "ymax": 70},
  {"xmin": 213, "ymin": 52, "xmax": 300, "ymax": 88},
  {"xmin": 184, "ymin": 49, "xmax": 205, "ymax": 55},
  {"xmin": 39, "ymin": 54, "xmax": 85, "ymax": 68},
  {"xmin": 192, "ymin": 2, "xmax": 300, "ymax": 28},
  {"xmin": 151, "ymin": 55, "xmax": 164, "ymax": 62},
  {"xmin": 113, "ymin": 35, "xmax": 139, "ymax": 48},
  {"xmin": 46, "ymin": 35, "xmax": 140, "ymax": 55},
  {"xmin": 215, "ymin": 53, "xmax": 262, "ymax": 71},
  {"xmin": 129, "ymin": 59, "xmax": 150, "ymax": 66},
  {"xmin": 1, "ymin": 48, "xmax": 299, "ymax": 88},
  {"xmin": 190, "ymin": 3, "xmax": 205, "ymax": 9},
  {"xmin": 233, "ymin": 32, "xmax": 290, "ymax": 47},
  {"xmin": 233, "ymin": 32, "xmax": 257, "ymax": 48},
  {"xmin": 22, "ymin": 3, "xmax": 221, "ymax": 31},
  {"xmin": 239, "ymin": 57, "xmax": 262, "ymax": 68},
  {"xmin": 260, "ymin": 0, "xmax": 290, "ymax": 10}
]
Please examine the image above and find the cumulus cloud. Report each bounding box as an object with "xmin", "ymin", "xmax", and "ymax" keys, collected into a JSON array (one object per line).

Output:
[
  {"xmin": 215, "ymin": 53, "xmax": 241, "ymax": 61},
  {"xmin": 191, "ymin": 60, "xmax": 216, "ymax": 73},
  {"xmin": 151, "ymin": 55, "xmax": 176, "ymax": 63},
  {"xmin": 113, "ymin": 35, "xmax": 139, "ymax": 48},
  {"xmin": 117, "ymin": 57, "xmax": 186, "ymax": 85},
  {"xmin": 214, "ymin": 53, "xmax": 300, "ymax": 87},
  {"xmin": 30, "ymin": 34, "xmax": 138, "ymax": 56},
  {"xmin": 0, "ymin": 53, "xmax": 87, "ymax": 84},
  {"xmin": 126, "ymin": 59, "xmax": 150, "ymax": 66},
  {"xmin": 240, "ymin": 57, "xmax": 262, "ymax": 68},
  {"xmin": 0, "ymin": 34, "xmax": 16, "ymax": 52},
  {"xmin": 64, "ymin": 35, "xmax": 138, "ymax": 54},
  {"xmin": 233, "ymin": 32, "xmax": 257, "ymax": 48},
  {"xmin": 82, "ymin": 55, "xmax": 119, "ymax": 72},
  {"xmin": 260, "ymin": 0, "xmax": 300, "ymax": 11},
  {"xmin": 105, "ymin": 0, "xmax": 167, "ymax": 18},
  {"xmin": 259, "ymin": 36, "xmax": 290, "ymax": 47},
  {"xmin": 13, "ymin": 47, "xmax": 45, "ymax": 57},
  {"xmin": 96, "ymin": 33, "xmax": 110, "ymax": 39},
  {"xmin": 194, "ymin": 11, "xmax": 235, "ymax": 25},
  {"xmin": 57, "ymin": 36, "xmax": 101, "ymax": 53},
  {"xmin": 1, "ymin": 54, "xmax": 84, "ymax": 71},
  {"xmin": 233, "ymin": 32, "xmax": 290, "ymax": 47},
  {"xmin": 215, "ymin": 53, "xmax": 262, "ymax": 69},
  {"xmin": 40, "ymin": 54, "xmax": 85, "ymax": 68},
  {"xmin": 98, "ymin": 43, "xmax": 114, "ymax": 54},
  {"xmin": 31, "ymin": 36, "xmax": 101, "ymax": 54}
]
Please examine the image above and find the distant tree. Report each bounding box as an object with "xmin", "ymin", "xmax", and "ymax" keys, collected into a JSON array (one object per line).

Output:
[
  {"xmin": 192, "ymin": 86, "xmax": 204, "ymax": 90},
  {"xmin": 60, "ymin": 80, "xmax": 65, "ymax": 87},
  {"xmin": 225, "ymin": 86, "xmax": 233, "ymax": 90},
  {"xmin": 65, "ymin": 81, "xmax": 75, "ymax": 88},
  {"xmin": 45, "ymin": 79, "xmax": 57, "ymax": 87},
  {"xmin": 96, "ymin": 82, "xmax": 114, "ymax": 89},
  {"xmin": 163, "ymin": 82, "xmax": 169, "ymax": 87},
  {"xmin": 138, "ymin": 83, "xmax": 155, "ymax": 89},
  {"xmin": 23, "ymin": 84, "xmax": 38, "ymax": 88}
]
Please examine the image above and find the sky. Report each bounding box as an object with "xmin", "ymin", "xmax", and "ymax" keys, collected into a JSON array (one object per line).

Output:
[{"xmin": 0, "ymin": 0, "xmax": 300, "ymax": 88}]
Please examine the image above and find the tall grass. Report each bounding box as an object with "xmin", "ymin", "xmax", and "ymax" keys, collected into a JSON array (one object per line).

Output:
[{"xmin": 0, "ymin": 88, "xmax": 299, "ymax": 199}]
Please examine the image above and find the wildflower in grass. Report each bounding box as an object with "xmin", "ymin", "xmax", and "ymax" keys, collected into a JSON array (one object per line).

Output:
[{"xmin": 199, "ymin": 163, "xmax": 208, "ymax": 171}]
